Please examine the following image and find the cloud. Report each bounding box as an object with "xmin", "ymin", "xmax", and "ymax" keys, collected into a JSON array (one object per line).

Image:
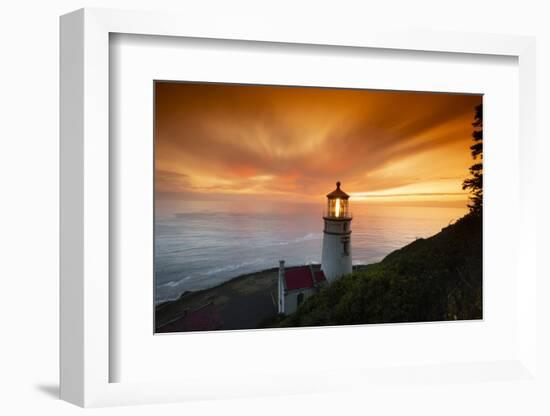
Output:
[
  {"xmin": 154, "ymin": 82, "xmax": 481, "ymax": 202},
  {"xmin": 155, "ymin": 169, "xmax": 191, "ymax": 192},
  {"xmin": 352, "ymin": 192, "xmax": 467, "ymax": 198}
]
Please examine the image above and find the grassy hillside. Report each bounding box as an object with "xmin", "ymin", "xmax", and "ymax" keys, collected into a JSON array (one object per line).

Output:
[{"xmin": 269, "ymin": 212, "xmax": 482, "ymax": 328}]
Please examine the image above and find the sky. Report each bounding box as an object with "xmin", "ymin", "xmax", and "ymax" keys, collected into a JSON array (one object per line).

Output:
[{"xmin": 155, "ymin": 82, "xmax": 482, "ymax": 207}]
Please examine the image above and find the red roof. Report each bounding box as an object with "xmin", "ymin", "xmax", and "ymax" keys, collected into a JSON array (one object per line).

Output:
[
  {"xmin": 284, "ymin": 266, "xmax": 326, "ymax": 291},
  {"xmin": 315, "ymin": 270, "xmax": 326, "ymax": 284}
]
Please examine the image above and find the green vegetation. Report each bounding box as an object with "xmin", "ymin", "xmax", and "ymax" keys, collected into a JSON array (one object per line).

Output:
[{"xmin": 267, "ymin": 212, "xmax": 482, "ymax": 328}]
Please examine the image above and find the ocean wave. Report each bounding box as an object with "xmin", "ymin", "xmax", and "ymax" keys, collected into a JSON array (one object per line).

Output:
[
  {"xmin": 158, "ymin": 259, "xmax": 263, "ymax": 289},
  {"xmin": 203, "ymin": 259, "xmax": 262, "ymax": 276},
  {"xmin": 271, "ymin": 232, "xmax": 322, "ymax": 246},
  {"xmin": 161, "ymin": 277, "xmax": 191, "ymax": 288}
]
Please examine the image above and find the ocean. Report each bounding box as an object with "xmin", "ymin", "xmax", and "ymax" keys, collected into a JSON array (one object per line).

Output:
[{"xmin": 154, "ymin": 200, "xmax": 467, "ymax": 304}]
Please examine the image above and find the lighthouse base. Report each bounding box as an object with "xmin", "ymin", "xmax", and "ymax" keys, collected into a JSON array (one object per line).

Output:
[{"xmin": 321, "ymin": 218, "xmax": 352, "ymax": 283}]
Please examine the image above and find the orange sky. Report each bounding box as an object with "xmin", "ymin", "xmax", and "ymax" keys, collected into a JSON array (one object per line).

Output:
[{"xmin": 155, "ymin": 82, "xmax": 482, "ymax": 207}]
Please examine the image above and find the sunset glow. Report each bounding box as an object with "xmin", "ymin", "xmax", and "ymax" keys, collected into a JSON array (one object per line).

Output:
[{"xmin": 155, "ymin": 82, "xmax": 482, "ymax": 208}]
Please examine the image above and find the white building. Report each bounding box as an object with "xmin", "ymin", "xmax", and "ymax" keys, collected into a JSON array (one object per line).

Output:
[
  {"xmin": 277, "ymin": 182, "xmax": 352, "ymax": 315},
  {"xmin": 321, "ymin": 181, "xmax": 353, "ymax": 282},
  {"xmin": 277, "ymin": 261, "xmax": 327, "ymax": 315}
]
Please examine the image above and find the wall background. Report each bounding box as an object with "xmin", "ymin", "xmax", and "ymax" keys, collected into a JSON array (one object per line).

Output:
[{"xmin": 1, "ymin": 0, "xmax": 548, "ymax": 414}]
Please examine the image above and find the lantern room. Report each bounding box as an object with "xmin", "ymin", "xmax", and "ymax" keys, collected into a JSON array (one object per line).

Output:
[
  {"xmin": 325, "ymin": 181, "xmax": 350, "ymax": 219},
  {"xmin": 321, "ymin": 181, "xmax": 353, "ymax": 282}
]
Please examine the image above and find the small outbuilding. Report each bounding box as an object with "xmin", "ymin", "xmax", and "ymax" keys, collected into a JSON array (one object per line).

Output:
[{"xmin": 277, "ymin": 261, "xmax": 327, "ymax": 315}]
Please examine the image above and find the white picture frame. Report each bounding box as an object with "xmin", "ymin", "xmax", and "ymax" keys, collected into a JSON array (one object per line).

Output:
[{"xmin": 60, "ymin": 8, "xmax": 538, "ymax": 408}]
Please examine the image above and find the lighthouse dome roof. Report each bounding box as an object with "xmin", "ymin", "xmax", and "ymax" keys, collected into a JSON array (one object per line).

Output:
[{"xmin": 326, "ymin": 181, "xmax": 349, "ymax": 199}]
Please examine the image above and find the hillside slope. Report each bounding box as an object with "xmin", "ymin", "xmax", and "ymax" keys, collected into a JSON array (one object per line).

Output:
[{"xmin": 271, "ymin": 213, "xmax": 482, "ymax": 328}]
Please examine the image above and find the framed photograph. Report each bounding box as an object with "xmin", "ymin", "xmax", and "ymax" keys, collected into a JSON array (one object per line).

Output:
[
  {"xmin": 60, "ymin": 8, "xmax": 538, "ymax": 408},
  {"xmin": 153, "ymin": 81, "xmax": 483, "ymax": 334}
]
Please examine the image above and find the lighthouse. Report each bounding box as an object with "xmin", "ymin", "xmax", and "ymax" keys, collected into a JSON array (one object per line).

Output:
[{"xmin": 321, "ymin": 181, "xmax": 352, "ymax": 282}]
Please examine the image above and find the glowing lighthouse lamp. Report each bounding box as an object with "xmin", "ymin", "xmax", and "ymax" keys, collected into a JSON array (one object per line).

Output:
[{"xmin": 321, "ymin": 181, "xmax": 353, "ymax": 283}]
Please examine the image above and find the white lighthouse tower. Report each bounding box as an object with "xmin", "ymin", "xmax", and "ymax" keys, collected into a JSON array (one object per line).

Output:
[{"xmin": 321, "ymin": 181, "xmax": 352, "ymax": 283}]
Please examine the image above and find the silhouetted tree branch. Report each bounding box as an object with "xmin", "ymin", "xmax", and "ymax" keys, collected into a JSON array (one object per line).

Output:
[{"xmin": 462, "ymin": 104, "xmax": 483, "ymax": 214}]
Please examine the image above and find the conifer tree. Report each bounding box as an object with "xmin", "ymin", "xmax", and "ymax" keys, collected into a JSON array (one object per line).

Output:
[{"xmin": 462, "ymin": 104, "xmax": 483, "ymax": 214}]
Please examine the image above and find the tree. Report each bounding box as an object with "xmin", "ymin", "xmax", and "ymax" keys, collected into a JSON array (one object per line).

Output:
[{"xmin": 462, "ymin": 104, "xmax": 483, "ymax": 214}]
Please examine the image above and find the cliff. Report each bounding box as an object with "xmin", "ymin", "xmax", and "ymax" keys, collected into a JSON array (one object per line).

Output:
[{"xmin": 268, "ymin": 212, "xmax": 482, "ymax": 328}]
